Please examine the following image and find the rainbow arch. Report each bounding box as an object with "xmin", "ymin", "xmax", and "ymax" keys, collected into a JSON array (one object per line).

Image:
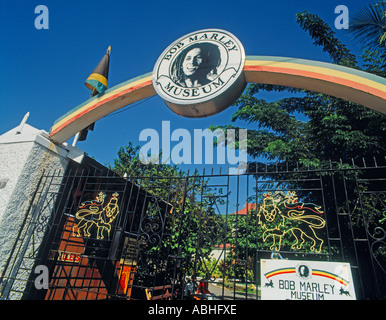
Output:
[
  {"xmin": 264, "ymin": 267, "xmax": 349, "ymax": 286},
  {"xmin": 50, "ymin": 56, "xmax": 386, "ymax": 144}
]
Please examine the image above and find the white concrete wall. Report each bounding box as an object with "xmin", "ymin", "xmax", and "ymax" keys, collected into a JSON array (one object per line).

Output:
[{"xmin": 0, "ymin": 123, "xmax": 84, "ymax": 299}]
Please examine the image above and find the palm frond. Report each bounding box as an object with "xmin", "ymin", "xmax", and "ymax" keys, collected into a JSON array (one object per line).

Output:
[{"xmin": 350, "ymin": 1, "xmax": 386, "ymax": 53}]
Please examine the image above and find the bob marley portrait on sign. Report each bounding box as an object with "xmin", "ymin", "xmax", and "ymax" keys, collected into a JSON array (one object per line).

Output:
[
  {"xmin": 152, "ymin": 29, "xmax": 246, "ymax": 118},
  {"xmin": 170, "ymin": 43, "xmax": 221, "ymax": 88}
]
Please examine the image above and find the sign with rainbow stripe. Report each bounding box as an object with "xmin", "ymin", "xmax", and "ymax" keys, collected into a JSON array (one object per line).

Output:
[{"xmin": 261, "ymin": 259, "xmax": 356, "ymax": 300}]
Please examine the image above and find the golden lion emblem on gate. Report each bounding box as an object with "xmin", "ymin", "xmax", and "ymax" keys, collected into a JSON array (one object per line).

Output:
[
  {"xmin": 73, "ymin": 192, "xmax": 120, "ymax": 240},
  {"xmin": 258, "ymin": 191, "xmax": 326, "ymax": 253}
]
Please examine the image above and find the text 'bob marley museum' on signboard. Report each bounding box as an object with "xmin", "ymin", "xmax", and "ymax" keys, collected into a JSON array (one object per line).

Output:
[
  {"xmin": 153, "ymin": 29, "xmax": 246, "ymax": 118},
  {"xmin": 261, "ymin": 259, "xmax": 356, "ymax": 300}
]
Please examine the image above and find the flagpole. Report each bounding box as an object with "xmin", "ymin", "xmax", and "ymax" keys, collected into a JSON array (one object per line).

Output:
[
  {"xmin": 72, "ymin": 89, "xmax": 98, "ymax": 147},
  {"xmin": 16, "ymin": 112, "xmax": 30, "ymax": 134},
  {"xmin": 72, "ymin": 132, "xmax": 80, "ymax": 147},
  {"xmin": 72, "ymin": 46, "xmax": 110, "ymax": 147}
]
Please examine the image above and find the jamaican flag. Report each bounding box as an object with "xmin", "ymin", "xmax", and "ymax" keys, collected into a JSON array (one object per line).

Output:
[
  {"xmin": 78, "ymin": 46, "xmax": 111, "ymax": 141},
  {"xmin": 85, "ymin": 46, "xmax": 111, "ymax": 94}
]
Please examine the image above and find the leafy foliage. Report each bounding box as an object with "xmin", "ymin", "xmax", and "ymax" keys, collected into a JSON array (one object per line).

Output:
[
  {"xmin": 207, "ymin": 10, "xmax": 386, "ymax": 270},
  {"xmin": 297, "ymin": 10, "xmax": 357, "ymax": 67},
  {"xmin": 350, "ymin": 1, "xmax": 386, "ymax": 55},
  {"xmin": 210, "ymin": 11, "xmax": 386, "ymax": 167},
  {"xmin": 110, "ymin": 142, "xmax": 225, "ymax": 285}
]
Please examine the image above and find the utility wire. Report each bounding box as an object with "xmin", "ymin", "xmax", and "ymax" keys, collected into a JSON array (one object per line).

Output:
[{"xmin": 104, "ymin": 96, "xmax": 155, "ymax": 118}]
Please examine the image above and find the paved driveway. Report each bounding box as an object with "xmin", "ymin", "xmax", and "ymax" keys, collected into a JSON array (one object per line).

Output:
[{"xmin": 208, "ymin": 283, "xmax": 259, "ymax": 300}]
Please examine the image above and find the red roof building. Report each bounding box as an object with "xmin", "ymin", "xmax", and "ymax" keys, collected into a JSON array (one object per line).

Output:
[{"xmin": 230, "ymin": 202, "xmax": 257, "ymax": 215}]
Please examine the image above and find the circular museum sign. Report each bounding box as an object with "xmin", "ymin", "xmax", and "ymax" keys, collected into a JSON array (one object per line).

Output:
[{"xmin": 153, "ymin": 29, "xmax": 246, "ymax": 118}]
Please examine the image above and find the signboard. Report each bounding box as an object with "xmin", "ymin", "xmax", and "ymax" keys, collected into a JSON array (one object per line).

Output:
[
  {"xmin": 153, "ymin": 29, "xmax": 246, "ymax": 118},
  {"xmin": 49, "ymin": 249, "xmax": 81, "ymax": 263},
  {"xmin": 118, "ymin": 237, "xmax": 139, "ymax": 297},
  {"xmin": 261, "ymin": 259, "xmax": 356, "ymax": 300},
  {"xmin": 120, "ymin": 237, "xmax": 139, "ymax": 266},
  {"xmin": 57, "ymin": 250, "xmax": 81, "ymax": 263}
]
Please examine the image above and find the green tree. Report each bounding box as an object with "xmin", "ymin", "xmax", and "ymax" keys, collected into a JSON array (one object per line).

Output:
[
  {"xmin": 209, "ymin": 11, "xmax": 386, "ymax": 265},
  {"xmin": 110, "ymin": 143, "xmax": 225, "ymax": 284},
  {"xmin": 210, "ymin": 10, "xmax": 386, "ymax": 167}
]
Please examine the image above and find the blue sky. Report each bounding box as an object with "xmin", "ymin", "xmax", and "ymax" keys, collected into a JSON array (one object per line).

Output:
[{"xmin": 0, "ymin": 0, "xmax": 367, "ymax": 170}]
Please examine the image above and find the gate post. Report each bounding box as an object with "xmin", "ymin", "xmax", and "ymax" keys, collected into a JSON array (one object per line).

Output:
[{"xmin": 0, "ymin": 122, "xmax": 84, "ymax": 299}]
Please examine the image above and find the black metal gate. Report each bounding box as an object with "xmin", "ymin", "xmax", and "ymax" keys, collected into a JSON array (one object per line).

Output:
[{"xmin": 1, "ymin": 157, "xmax": 385, "ymax": 300}]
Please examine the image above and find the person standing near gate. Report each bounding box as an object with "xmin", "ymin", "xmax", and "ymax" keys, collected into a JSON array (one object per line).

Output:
[
  {"xmin": 184, "ymin": 277, "xmax": 194, "ymax": 300},
  {"xmin": 196, "ymin": 274, "xmax": 216, "ymax": 300}
]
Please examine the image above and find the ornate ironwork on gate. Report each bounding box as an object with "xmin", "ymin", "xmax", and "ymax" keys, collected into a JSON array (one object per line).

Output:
[{"xmin": 0, "ymin": 157, "xmax": 385, "ymax": 300}]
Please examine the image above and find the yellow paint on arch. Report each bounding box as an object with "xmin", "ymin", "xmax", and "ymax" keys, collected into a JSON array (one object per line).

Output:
[{"xmin": 244, "ymin": 56, "xmax": 386, "ymax": 114}]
